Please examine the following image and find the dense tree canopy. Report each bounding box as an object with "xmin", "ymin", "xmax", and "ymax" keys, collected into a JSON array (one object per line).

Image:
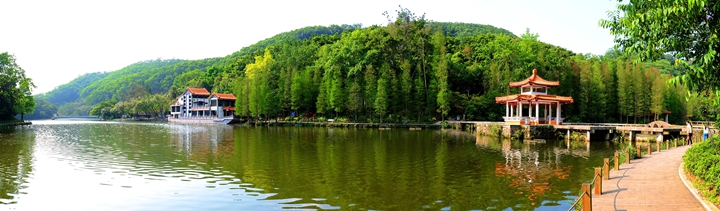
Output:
[
  {"xmin": 38, "ymin": 8, "xmax": 695, "ymax": 124},
  {"xmin": 23, "ymin": 98, "xmax": 57, "ymax": 120},
  {"xmin": 601, "ymin": 0, "xmax": 719, "ymax": 91},
  {"xmin": 0, "ymin": 52, "xmax": 35, "ymax": 120}
]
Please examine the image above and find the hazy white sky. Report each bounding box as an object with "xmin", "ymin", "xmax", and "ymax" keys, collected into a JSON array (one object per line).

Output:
[{"xmin": 1, "ymin": 0, "xmax": 619, "ymax": 95}]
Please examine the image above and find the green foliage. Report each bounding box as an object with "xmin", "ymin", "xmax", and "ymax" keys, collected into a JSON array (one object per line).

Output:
[
  {"xmin": 35, "ymin": 72, "xmax": 108, "ymax": 107},
  {"xmin": 511, "ymin": 127, "xmax": 525, "ymax": 140},
  {"xmin": 569, "ymin": 131, "xmax": 587, "ymax": 143},
  {"xmin": 434, "ymin": 30, "xmax": 450, "ymax": 121},
  {"xmin": 488, "ymin": 124, "xmax": 503, "ymax": 137},
  {"xmin": 90, "ymin": 100, "xmax": 117, "ymax": 118},
  {"xmin": 430, "ymin": 22, "xmax": 516, "ymax": 38},
  {"xmin": 531, "ymin": 125, "xmax": 561, "ymax": 139},
  {"xmin": 24, "ymin": 98, "xmax": 57, "ymax": 120},
  {"xmin": 684, "ymin": 137, "xmax": 720, "ymax": 204},
  {"xmin": 0, "ymin": 52, "xmax": 35, "ymax": 120},
  {"xmin": 111, "ymin": 94, "xmax": 172, "ymax": 118},
  {"xmin": 621, "ymin": 143, "xmax": 639, "ymax": 160},
  {"xmin": 40, "ymin": 8, "xmax": 697, "ymax": 124},
  {"xmin": 57, "ymin": 101, "xmax": 93, "ymax": 116},
  {"xmin": 601, "ymin": 0, "xmax": 719, "ymax": 92}
]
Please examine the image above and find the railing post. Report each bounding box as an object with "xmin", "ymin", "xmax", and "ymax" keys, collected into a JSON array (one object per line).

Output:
[
  {"xmin": 666, "ymin": 141, "xmax": 669, "ymax": 150},
  {"xmin": 637, "ymin": 147, "xmax": 641, "ymax": 157},
  {"xmin": 657, "ymin": 142, "xmax": 660, "ymax": 152},
  {"xmin": 582, "ymin": 183, "xmax": 592, "ymax": 211},
  {"xmin": 647, "ymin": 143, "xmax": 651, "ymax": 155},
  {"xmin": 674, "ymin": 139, "xmax": 677, "ymax": 148},
  {"xmin": 594, "ymin": 167, "xmax": 602, "ymax": 195},
  {"xmin": 614, "ymin": 152, "xmax": 619, "ymax": 170},
  {"xmin": 603, "ymin": 158, "xmax": 609, "ymax": 180},
  {"xmin": 625, "ymin": 149, "xmax": 630, "ymax": 164}
]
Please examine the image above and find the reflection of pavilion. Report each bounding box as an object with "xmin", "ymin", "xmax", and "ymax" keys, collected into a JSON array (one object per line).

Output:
[
  {"xmin": 494, "ymin": 147, "xmax": 572, "ymax": 204},
  {"xmin": 495, "ymin": 69, "xmax": 573, "ymax": 125},
  {"xmin": 474, "ymin": 133, "xmax": 572, "ymax": 205}
]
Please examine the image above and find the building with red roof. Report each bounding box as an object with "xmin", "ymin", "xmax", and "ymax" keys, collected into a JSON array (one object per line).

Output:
[
  {"xmin": 495, "ymin": 69, "xmax": 573, "ymax": 125},
  {"xmin": 169, "ymin": 88, "xmax": 236, "ymax": 121}
]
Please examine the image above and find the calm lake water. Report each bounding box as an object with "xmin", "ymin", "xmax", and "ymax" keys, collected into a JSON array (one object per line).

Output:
[{"xmin": 0, "ymin": 121, "xmax": 620, "ymax": 210}]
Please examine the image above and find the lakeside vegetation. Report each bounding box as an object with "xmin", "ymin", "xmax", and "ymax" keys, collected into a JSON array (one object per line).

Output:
[
  {"xmin": 0, "ymin": 52, "xmax": 35, "ymax": 121},
  {"xmin": 32, "ymin": 7, "xmax": 703, "ymax": 124}
]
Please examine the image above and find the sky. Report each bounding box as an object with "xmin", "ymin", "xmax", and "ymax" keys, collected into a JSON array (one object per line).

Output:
[{"xmin": 1, "ymin": 0, "xmax": 620, "ymax": 95}]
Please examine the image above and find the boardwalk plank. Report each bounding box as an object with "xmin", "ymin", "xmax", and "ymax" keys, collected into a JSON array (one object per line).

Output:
[{"xmin": 592, "ymin": 145, "xmax": 705, "ymax": 211}]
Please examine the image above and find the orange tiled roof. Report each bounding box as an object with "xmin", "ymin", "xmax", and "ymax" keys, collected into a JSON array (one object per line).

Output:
[
  {"xmin": 186, "ymin": 87, "xmax": 210, "ymax": 96},
  {"xmin": 495, "ymin": 94, "xmax": 574, "ymax": 104},
  {"xmin": 509, "ymin": 69, "xmax": 560, "ymax": 88},
  {"xmin": 210, "ymin": 93, "xmax": 236, "ymax": 100}
]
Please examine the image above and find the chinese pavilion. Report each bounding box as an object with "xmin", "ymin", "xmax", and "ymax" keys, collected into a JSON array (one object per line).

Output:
[{"xmin": 495, "ymin": 69, "xmax": 573, "ymax": 125}]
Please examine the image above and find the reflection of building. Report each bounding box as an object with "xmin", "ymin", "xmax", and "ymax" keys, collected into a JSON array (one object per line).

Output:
[
  {"xmin": 495, "ymin": 69, "xmax": 574, "ymax": 125},
  {"xmin": 170, "ymin": 124, "xmax": 234, "ymax": 159},
  {"xmin": 169, "ymin": 88, "xmax": 236, "ymax": 123}
]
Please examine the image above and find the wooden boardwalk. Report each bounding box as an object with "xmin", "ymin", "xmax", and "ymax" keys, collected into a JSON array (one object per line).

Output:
[{"xmin": 592, "ymin": 145, "xmax": 706, "ymax": 211}]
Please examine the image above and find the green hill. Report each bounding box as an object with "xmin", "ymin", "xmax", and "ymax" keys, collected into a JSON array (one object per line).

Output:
[
  {"xmin": 44, "ymin": 22, "xmax": 515, "ymax": 114},
  {"xmin": 36, "ymin": 71, "xmax": 109, "ymax": 106}
]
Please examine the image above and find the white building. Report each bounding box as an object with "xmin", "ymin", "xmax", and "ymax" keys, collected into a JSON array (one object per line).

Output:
[{"xmin": 170, "ymin": 87, "xmax": 211, "ymax": 118}]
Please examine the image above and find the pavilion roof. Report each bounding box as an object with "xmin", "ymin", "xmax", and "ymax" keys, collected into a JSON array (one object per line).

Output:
[
  {"xmin": 186, "ymin": 87, "xmax": 211, "ymax": 96},
  {"xmin": 495, "ymin": 94, "xmax": 574, "ymax": 104},
  {"xmin": 509, "ymin": 69, "xmax": 560, "ymax": 88}
]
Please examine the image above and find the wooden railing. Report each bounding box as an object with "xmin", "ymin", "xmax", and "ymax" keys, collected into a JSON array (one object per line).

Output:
[{"xmin": 566, "ymin": 139, "xmax": 685, "ymax": 211}]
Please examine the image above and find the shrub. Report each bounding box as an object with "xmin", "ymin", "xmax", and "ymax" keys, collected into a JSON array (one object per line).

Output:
[
  {"xmin": 488, "ymin": 124, "xmax": 502, "ymax": 137},
  {"xmin": 616, "ymin": 143, "xmax": 638, "ymax": 161},
  {"xmin": 531, "ymin": 125, "xmax": 561, "ymax": 139},
  {"xmin": 317, "ymin": 117, "xmax": 327, "ymax": 122},
  {"xmin": 684, "ymin": 137, "xmax": 720, "ymax": 204},
  {"xmin": 570, "ymin": 131, "xmax": 587, "ymax": 143},
  {"xmin": 512, "ymin": 127, "xmax": 525, "ymax": 140}
]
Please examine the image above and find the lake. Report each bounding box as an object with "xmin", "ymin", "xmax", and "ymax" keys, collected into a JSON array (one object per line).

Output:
[{"xmin": 0, "ymin": 121, "xmax": 620, "ymax": 210}]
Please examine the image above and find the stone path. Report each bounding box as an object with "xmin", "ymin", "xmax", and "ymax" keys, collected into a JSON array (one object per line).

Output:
[{"xmin": 592, "ymin": 145, "xmax": 706, "ymax": 211}]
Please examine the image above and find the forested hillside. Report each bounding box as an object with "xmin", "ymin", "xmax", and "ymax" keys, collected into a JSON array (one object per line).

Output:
[
  {"xmin": 37, "ymin": 20, "xmax": 517, "ymax": 117},
  {"xmin": 35, "ymin": 72, "xmax": 108, "ymax": 107},
  {"xmin": 36, "ymin": 9, "xmax": 696, "ymax": 124}
]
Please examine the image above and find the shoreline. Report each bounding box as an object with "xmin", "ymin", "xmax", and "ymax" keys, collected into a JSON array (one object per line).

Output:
[
  {"xmin": 0, "ymin": 121, "xmax": 31, "ymax": 127},
  {"xmin": 241, "ymin": 121, "xmax": 442, "ymax": 129}
]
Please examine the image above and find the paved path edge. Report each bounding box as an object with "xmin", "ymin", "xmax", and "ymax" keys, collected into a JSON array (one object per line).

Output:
[{"xmin": 679, "ymin": 161, "xmax": 720, "ymax": 211}]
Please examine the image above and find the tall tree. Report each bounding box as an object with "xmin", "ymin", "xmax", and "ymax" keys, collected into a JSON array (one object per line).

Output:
[
  {"xmin": 433, "ymin": 31, "xmax": 449, "ymax": 121},
  {"xmin": 650, "ymin": 68, "xmax": 666, "ymax": 120},
  {"xmin": 616, "ymin": 59, "xmax": 634, "ymax": 122},
  {"xmin": 375, "ymin": 69, "xmax": 389, "ymax": 123}
]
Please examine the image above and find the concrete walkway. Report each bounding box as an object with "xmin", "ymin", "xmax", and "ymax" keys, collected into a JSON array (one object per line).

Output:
[{"xmin": 592, "ymin": 145, "xmax": 706, "ymax": 211}]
